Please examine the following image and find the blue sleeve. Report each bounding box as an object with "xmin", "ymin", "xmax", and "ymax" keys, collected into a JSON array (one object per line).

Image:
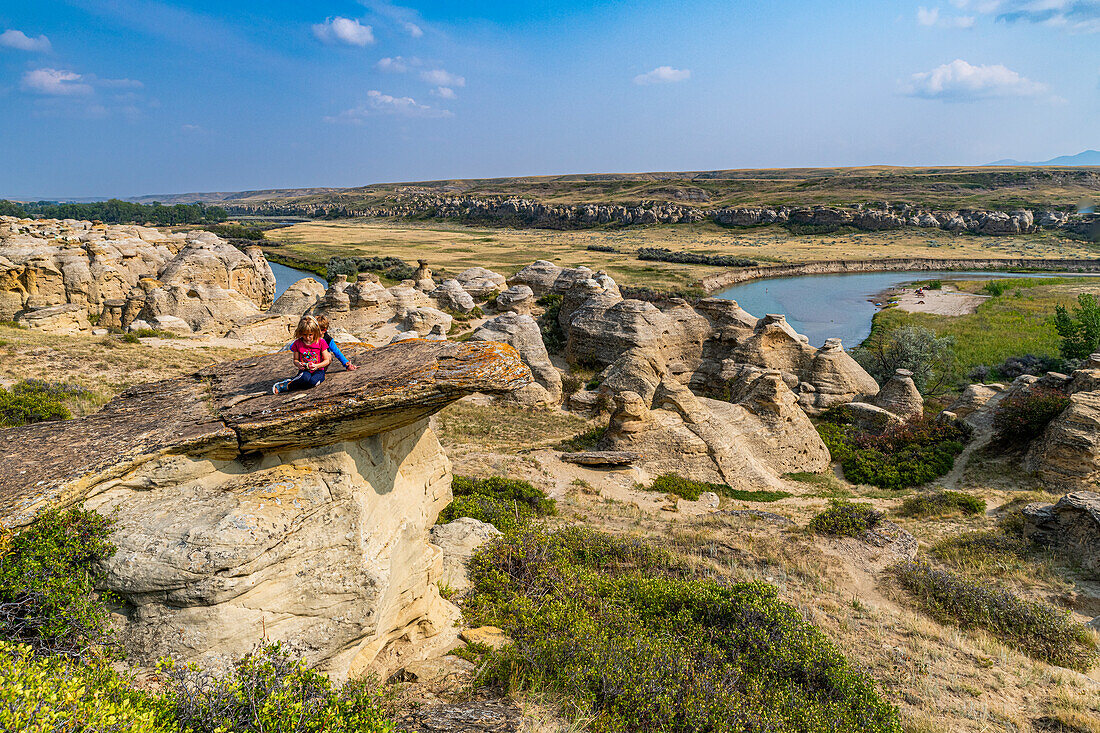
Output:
[{"xmin": 327, "ymin": 339, "xmax": 349, "ymax": 368}]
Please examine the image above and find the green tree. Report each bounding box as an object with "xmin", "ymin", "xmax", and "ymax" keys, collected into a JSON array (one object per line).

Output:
[
  {"xmin": 853, "ymin": 325, "xmax": 957, "ymax": 393},
  {"xmin": 1053, "ymin": 292, "xmax": 1100, "ymax": 360}
]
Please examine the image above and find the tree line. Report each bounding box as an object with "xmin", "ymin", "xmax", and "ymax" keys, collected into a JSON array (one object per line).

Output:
[{"xmin": 0, "ymin": 199, "xmax": 228, "ymax": 225}]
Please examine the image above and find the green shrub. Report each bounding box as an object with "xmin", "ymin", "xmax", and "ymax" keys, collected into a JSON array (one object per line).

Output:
[
  {"xmin": 464, "ymin": 526, "xmax": 900, "ymax": 732},
  {"xmin": 122, "ymin": 332, "xmax": 141, "ymax": 344},
  {"xmin": 560, "ymin": 373, "xmax": 583, "ymax": 397},
  {"xmin": 925, "ymin": 280, "xmax": 943, "ymax": 290},
  {"xmin": 160, "ymin": 642, "xmax": 395, "ymax": 733},
  {"xmin": 326, "ymin": 255, "xmax": 415, "ymax": 282},
  {"xmin": 818, "ymin": 417, "xmax": 970, "ymax": 490},
  {"xmin": 439, "ymin": 475, "xmax": 556, "ymax": 532},
  {"xmin": 897, "ymin": 491, "xmax": 985, "ymax": 518},
  {"xmin": 0, "ymin": 380, "xmax": 83, "ymax": 427},
  {"xmin": 636, "ymin": 247, "xmax": 757, "ymax": 268},
  {"xmin": 0, "ymin": 508, "xmax": 117, "ymax": 658},
  {"xmin": 852, "ymin": 324, "xmax": 956, "ymax": 393},
  {"xmin": 557, "ymin": 425, "xmax": 607, "ymax": 452},
  {"xmin": 0, "ymin": 641, "xmax": 170, "ymax": 733},
  {"xmin": 645, "ymin": 473, "xmax": 791, "ymax": 502},
  {"xmin": 536, "ymin": 293, "xmax": 565, "ymax": 353},
  {"xmin": 993, "ymin": 387, "xmax": 1070, "ymax": 443},
  {"xmin": 451, "ymin": 475, "xmax": 556, "ymax": 516},
  {"xmin": 982, "ymin": 280, "xmax": 1011, "ymax": 296},
  {"xmin": 1054, "ymin": 292, "xmax": 1100, "ymax": 360},
  {"xmin": 808, "ymin": 501, "xmax": 883, "ymax": 537},
  {"xmin": 890, "ymin": 560, "xmax": 1096, "ymax": 671}
]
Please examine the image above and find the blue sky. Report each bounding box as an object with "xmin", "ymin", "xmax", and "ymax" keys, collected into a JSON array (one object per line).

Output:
[{"xmin": 1, "ymin": 0, "xmax": 1098, "ymax": 198}]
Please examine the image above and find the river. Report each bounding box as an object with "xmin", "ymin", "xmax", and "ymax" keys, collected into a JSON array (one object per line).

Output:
[
  {"xmin": 713, "ymin": 270, "xmax": 1088, "ymax": 348},
  {"xmin": 270, "ymin": 261, "xmax": 327, "ymax": 299}
]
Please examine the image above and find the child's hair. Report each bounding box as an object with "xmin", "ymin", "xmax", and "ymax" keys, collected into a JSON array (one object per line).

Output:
[
  {"xmin": 316, "ymin": 315, "xmax": 330, "ymax": 332},
  {"xmin": 294, "ymin": 315, "xmax": 322, "ymax": 342}
]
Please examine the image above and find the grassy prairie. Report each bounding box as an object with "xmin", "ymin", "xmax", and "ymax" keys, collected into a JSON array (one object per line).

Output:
[
  {"xmin": 870, "ymin": 277, "xmax": 1100, "ymax": 371},
  {"xmin": 264, "ymin": 219, "xmax": 1097, "ymax": 291},
  {"xmin": 163, "ymin": 166, "xmax": 1100, "ymax": 210}
]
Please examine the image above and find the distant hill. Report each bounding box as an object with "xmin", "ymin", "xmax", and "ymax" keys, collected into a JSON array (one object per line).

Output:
[
  {"xmin": 987, "ymin": 150, "xmax": 1100, "ymax": 166},
  {"xmin": 121, "ymin": 165, "xmax": 1100, "ymax": 213}
]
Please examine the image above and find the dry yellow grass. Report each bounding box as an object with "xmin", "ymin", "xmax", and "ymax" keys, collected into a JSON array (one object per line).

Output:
[{"xmin": 264, "ymin": 219, "xmax": 1098, "ymax": 292}]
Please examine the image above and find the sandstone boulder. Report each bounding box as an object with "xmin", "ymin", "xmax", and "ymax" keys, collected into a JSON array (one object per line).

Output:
[
  {"xmin": 140, "ymin": 282, "xmax": 261, "ymax": 335},
  {"xmin": 872, "ymin": 369, "xmax": 924, "ymax": 422},
  {"xmin": 455, "ymin": 267, "xmax": 506, "ymax": 300},
  {"xmin": 152, "ymin": 314, "xmax": 193, "ymax": 336},
  {"xmin": 799, "ymin": 338, "xmax": 879, "ymax": 414},
  {"xmin": 401, "ymin": 306, "xmax": 453, "ymax": 336},
  {"xmin": 1025, "ymin": 391, "xmax": 1100, "ymax": 489},
  {"xmin": 0, "ymin": 340, "xmax": 531, "ymax": 680},
  {"xmin": 430, "ymin": 517, "xmax": 502, "ymax": 591},
  {"xmin": 269, "ymin": 277, "xmax": 326, "ymax": 316},
  {"xmin": 13, "ymin": 303, "xmax": 91, "ymax": 334},
  {"xmin": 948, "ymin": 384, "xmax": 999, "ymax": 421},
  {"xmin": 431, "ymin": 279, "xmax": 476, "ymax": 314},
  {"xmin": 1022, "ymin": 492, "xmax": 1100, "ymax": 578},
  {"xmin": 495, "ymin": 284, "xmax": 535, "ymax": 314},
  {"xmin": 471, "ymin": 313, "xmax": 562, "ymax": 405}
]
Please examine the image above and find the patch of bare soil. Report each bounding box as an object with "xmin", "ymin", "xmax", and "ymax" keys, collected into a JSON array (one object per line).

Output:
[{"xmin": 893, "ymin": 285, "xmax": 989, "ymax": 316}]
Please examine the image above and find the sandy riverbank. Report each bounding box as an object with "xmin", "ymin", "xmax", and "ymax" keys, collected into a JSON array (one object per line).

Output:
[{"xmin": 889, "ymin": 285, "xmax": 989, "ymax": 316}]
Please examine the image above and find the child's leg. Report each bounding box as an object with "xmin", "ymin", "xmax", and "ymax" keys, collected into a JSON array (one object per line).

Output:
[{"xmin": 286, "ymin": 370, "xmax": 325, "ymax": 392}]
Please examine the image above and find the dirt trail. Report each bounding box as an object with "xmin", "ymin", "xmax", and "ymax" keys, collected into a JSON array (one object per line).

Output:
[{"xmin": 940, "ymin": 391, "xmax": 1007, "ymax": 490}]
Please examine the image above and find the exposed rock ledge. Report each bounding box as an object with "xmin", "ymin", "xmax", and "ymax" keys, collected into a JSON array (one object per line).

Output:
[
  {"xmin": 0, "ymin": 339, "xmax": 530, "ymax": 680},
  {"xmin": 698, "ymin": 257, "xmax": 1100, "ymax": 292}
]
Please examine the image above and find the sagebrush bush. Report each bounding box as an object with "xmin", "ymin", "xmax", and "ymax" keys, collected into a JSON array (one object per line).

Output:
[
  {"xmin": 464, "ymin": 526, "xmax": 901, "ymax": 732},
  {"xmin": 808, "ymin": 501, "xmax": 883, "ymax": 537},
  {"xmin": 897, "ymin": 491, "xmax": 985, "ymax": 518},
  {"xmin": 993, "ymin": 387, "xmax": 1070, "ymax": 443},
  {"xmin": 995, "ymin": 353, "xmax": 1063, "ymax": 380},
  {"xmin": 636, "ymin": 247, "xmax": 757, "ymax": 268},
  {"xmin": 817, "ymin": 417, "xmax": 970, "ymax": 490},
  {"xmin": 646, "ymin": 473, "xmax": 790, "ymax": 502},
  {"xmin": 327, "ymin": 255, "xmax": 415, "ymax": 282},
  {"xmin": 439, "ymin": 475, "xmax": 556, "ymax": 532},
  {"xmin": 160, "ymin": 642, "xmax": 396, "ymax": 733},
  {"xmin": 0, "ymin": 379, "xmax": 84, "ymax": 427},
  {"xmin": 0, "ymin": 641, "xmax": 169, "ymax": 733},
  {"xmin": 0, "ymin": 508, "xmax": 117, "ymax": 658},
  {"xmin": 891, "ymin": 561, "xmax": 1096, "ymax": 671}
]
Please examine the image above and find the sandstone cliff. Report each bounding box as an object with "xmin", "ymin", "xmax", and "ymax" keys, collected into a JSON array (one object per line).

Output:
[{"xmin": 0, "ymin": 339, "xmax": 531, "ymax": 679}]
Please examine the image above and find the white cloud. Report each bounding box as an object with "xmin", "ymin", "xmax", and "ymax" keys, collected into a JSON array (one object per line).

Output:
[
  {"xmin": 917, "ymin": 6, "xmax": 941, "ymax": 24},
  {"xmin": 21, "ymin": 68, "xmax": 93, "ymax": 96},
  {"xmin": 633, "ymin": 66, "xmax": 691, "ymax": 85},
  {"xmin": 358, "ymin": 1, "xmax": 429, "ymax": 38},
  {"xmin": 326, "ymin": 89, "xmax": 452, "ymax": 122},
  {"xmin": 956, "ymin": 0, "xmax": 1100, "ymax": 32},
  {"xmin": 402, "ymin": 21, "xmax": 423, "ymax": 37},
  {"xmin": 420, "ymin": 68, "xmax": 465, "ymax": 87},
  {"xmin": 376, "ymin": 55, "xmax": 421, "ymax": 72},
  {"xmin": 0, "ymin": 29, "xmax": 51, "ymax": 52},
  {"xmin": 903, "ymin": 59, "xmax": 1049, "ymax": 100},
  {"xmin": 917, "ymin": 6, "xmax": 977, "ymax": 26},
  {"xmin": 312, "ymin": 17, "xmax": 374, "ymax": 46},
  {"xmin": 431, "ymin": 86, "xmax": 456, "ymax": 99}
]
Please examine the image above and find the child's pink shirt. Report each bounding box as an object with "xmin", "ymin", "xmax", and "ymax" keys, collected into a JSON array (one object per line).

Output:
[{"xmin": 291, "ymin": 338, "xmax": 329, "ymax": 370}]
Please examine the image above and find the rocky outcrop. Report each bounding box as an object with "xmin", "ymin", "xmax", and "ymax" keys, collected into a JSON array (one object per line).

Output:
[
  {"xmin": 495, "ymin": 284, "xmax": 535, "ymax": 314},
  {"xmin": 872, "ymin": 369, "xmax": 924, "ymax": 422},
  {"xmin": 429, "ymin": 518, "xmax": 501, "ymax": 592},
  {"xmin": 269, "ymin": 277, "xmax": 327, "ymax": 315},
  {"xmin": 508, "ymin": 261, "xmax": 595, "ymax": 296},
  {"xmin": 798, "ymin": 338, "xmax": 880, "ymax": 414},
  {"xmin": 601, "ymin": 351, "xmax": 829, "ymax": 487},
  {"xmin": 454, "ymin": 267, "xmax": 506, "ymax": 300},
  {"xmin": 430, "ymin": 279, "xmax": 475, "ymax": 314},
  {"xmin": 224, "ymin": 192, "xmax": 1099, "ymax": 238},
  {"xmin": 1022, "ymin": 492, "xmax": 1100, "ymax": 579},
  {"xmin": 1026, "ymin": 390, "xmax": 1100, "ymax": 489},
  {"xmin": 0, "ymin": 218, "xmax": 276, "ymax": 335},
  {"xmin": 471, "ymin": 313, "xmax": 562, "ymax": 406},
  {"xmin": 0, "ymin": 340, "xmax": 531, "ymax": 679}
]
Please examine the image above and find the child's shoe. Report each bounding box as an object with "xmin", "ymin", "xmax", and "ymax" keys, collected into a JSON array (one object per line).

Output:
[{"xmin": 272, "ymin": 379, "xmax": 291, "ymax": 394}]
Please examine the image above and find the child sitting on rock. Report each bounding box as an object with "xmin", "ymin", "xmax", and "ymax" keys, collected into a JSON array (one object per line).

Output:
[
  {"xmin": 272, "ymin": 316, "xmax": 332, "ymax": 394},
  {"xmin": 316, "ymin": 315, "xmax": 357, "ymax": 371}
]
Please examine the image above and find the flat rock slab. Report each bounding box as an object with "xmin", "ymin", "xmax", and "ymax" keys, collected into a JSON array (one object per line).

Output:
[
  {"xmin": 397, "ymin": 701, "xmax": 522, "ymax": 733},
  {"xmin": 560, "ymin": 450, "xmax": 642, "ymax": 466},
  {"xmin": 0, "ymin": 339, "xmax": 530, "ymax": 528}
]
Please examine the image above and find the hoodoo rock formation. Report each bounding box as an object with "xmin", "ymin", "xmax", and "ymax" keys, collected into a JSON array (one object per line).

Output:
[
  {"xmin": 0, "ymin": 339, "xmax": 532, "ymax": 679},
  {"xmin": 0, "ymin": 217, "xmax": 275, "ymax": 335}
]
